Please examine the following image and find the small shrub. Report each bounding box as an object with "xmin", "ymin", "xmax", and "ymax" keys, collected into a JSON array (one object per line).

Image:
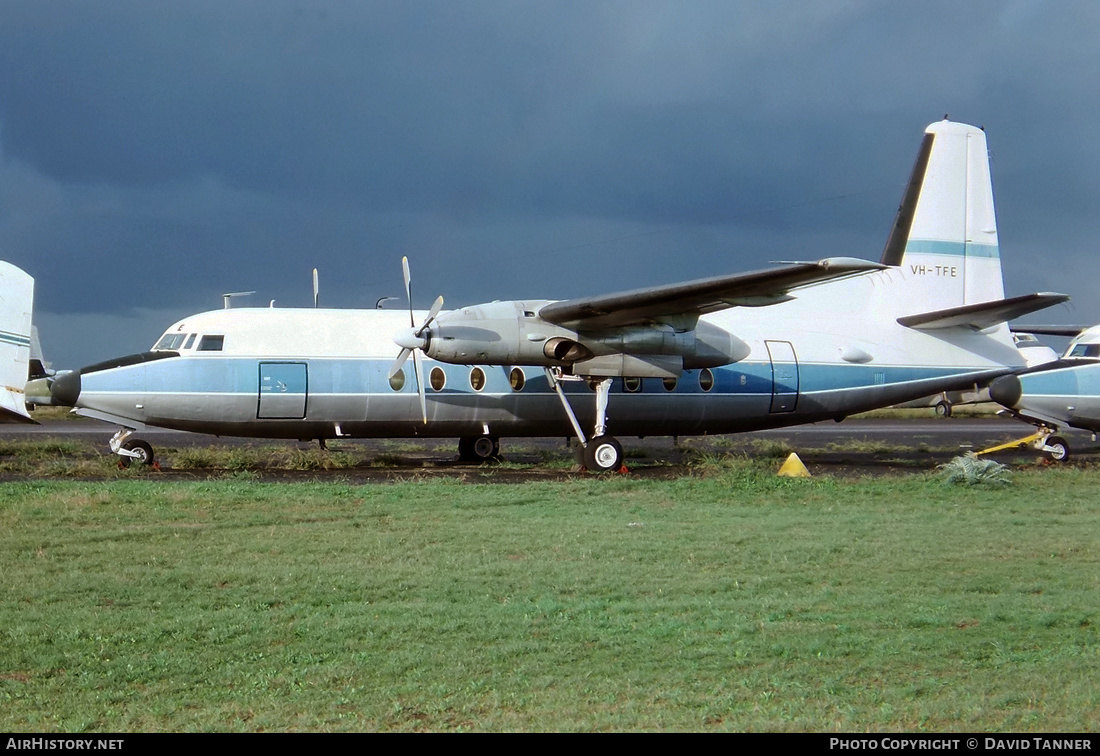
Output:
[{"xmin": 938, "ymin": 454, "xmax": 1011, "ymax": 487}]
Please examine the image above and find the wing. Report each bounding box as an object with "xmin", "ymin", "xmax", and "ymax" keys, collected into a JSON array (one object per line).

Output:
[{"xmin": 537, "ymin": 257, "xmax": 884, "ymax": 330}]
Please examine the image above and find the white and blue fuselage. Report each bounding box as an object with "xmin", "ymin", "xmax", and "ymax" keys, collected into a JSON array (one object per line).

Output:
[{"xmin": 69, "ymin": 266, "xmax": 1020, "ymax": 442}]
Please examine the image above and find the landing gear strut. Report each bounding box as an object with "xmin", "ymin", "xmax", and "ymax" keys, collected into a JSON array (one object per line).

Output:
[{"xmin": 545, "ymin": 369, "xmax": 625, "ymax": 473}]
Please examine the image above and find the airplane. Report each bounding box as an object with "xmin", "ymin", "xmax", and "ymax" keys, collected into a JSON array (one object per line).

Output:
[
  {"xmin": 3, "ymin": 119, "xmax": 1070, "ymax": 471},
  {"xmin": 987, "ymin": 325, "xmax": 1100, "ymax": 461}
]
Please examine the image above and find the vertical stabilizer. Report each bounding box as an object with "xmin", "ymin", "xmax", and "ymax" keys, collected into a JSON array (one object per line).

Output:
[
  {"xmin": 0, "ymin": 261, "xmax": 36, "ymax": 423},
  {"xmin": 882, "ymin": 120, "xmax": 1004, "ymax": 310}
]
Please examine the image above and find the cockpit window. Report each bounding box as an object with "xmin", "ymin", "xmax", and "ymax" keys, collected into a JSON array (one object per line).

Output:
[
  {"xmin": 197, "ymin": 335, "xmax": 225, "ymax": 351},
  {"xmin": 183, "ymin": 333, "xmax": 197, "ymax": 350},
  {"xmin": 1067, "ymin": 343, "xmax": 1100, "ymax": 359},
  {"xmin": 154, "ymin": 333, "xmax": 187, "ymax": 350}
]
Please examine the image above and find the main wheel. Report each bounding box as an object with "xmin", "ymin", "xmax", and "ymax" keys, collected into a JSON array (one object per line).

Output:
[
  {"xmin": 934, "ymin": 400, "xmax": 952, "ymax": 418},
  {"xmin": 584, "ymin": 435, "xmax": 624, "ymax": 473},
  {"xmin": 1043, "ymin": 435, "xmax": 1069, "ymax": 462},
  {"xmin": 119, "ymin": 439, "xmax": 155, "ymax": 467},
  {"xmin": 458, "ymin": 435, "xmax": 500, "ymax": 462}
]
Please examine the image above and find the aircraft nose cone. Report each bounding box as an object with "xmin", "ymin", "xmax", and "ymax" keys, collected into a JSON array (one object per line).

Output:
[
  {"xmin": 393, "ymin": 327, "xmax": 428, "ymax": 351},
  {"xmin": 989, "ymin": 374, "xmax": 1022, "ymax": 408},
  {"xmin": 50, "ymin": 369, "xmax": 81, "ymax": 407}
]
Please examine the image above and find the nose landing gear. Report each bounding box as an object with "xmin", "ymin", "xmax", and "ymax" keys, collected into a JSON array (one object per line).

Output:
[{"xmin": 111, "ymin": 429, "xmax": 156, "ymax": 468}]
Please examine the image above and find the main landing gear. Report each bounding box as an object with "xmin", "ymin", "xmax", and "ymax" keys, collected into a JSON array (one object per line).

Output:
[
  {"xmin": 545, "ymin": 368, "xmax": 626, "ymax": 473},
  {"xmin": 111, "ymin": 428, "xmax": 156, "ymax": 468}
]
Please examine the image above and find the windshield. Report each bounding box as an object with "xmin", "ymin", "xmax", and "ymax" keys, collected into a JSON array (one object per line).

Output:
[
  {"xmin": 153, "ymin": 333, "xmax": 188, "ymax": 350},
  {"xmin": 1066, "ymin": 343, "xmax": 1100, "ymax": 359}
]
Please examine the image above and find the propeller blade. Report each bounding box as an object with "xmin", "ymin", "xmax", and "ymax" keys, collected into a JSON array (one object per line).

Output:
[
  {"xmin": 402, "ymin": 256, "xmax": 414, "ymax": 327},
  {"xmin": 416, "ymin": 295, "xmax": 445, "ymax": 336},
  {"xmin": 388, "ymin": 347, "xmax": 413, "ymax": 379},
  {"xmin": 412, "ymin": 350, "xmax": 427, "ymax": 424},
  {"xmin": 395, "ymin": 255, "xmax": 433, "ymax": 424}
]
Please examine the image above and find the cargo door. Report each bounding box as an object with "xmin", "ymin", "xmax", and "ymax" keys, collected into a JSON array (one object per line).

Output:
[
  {"xmin": 766, "ymin": 340, "xmax": 799, "ymax": 413},
  {"xmin": 258, "ymin": 362, "xmax": 308, "ymax": 419}
]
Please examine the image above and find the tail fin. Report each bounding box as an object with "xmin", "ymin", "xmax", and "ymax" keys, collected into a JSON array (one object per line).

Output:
[
  {"xmin": 0, "ymin": 261, "xmax": 36, "ymax": 423},
  {"xmin": 881, "ymin": 120, "xmax": 1005, "ymax": 309}
]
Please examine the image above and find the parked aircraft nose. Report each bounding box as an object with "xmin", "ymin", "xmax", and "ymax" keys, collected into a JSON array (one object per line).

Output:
[
  {"xmin": 50, "ymin": 369, "xmax": 81, "ymax": 406},
  {"xmin": 989, "ymin": 374, "xmax": 1022, "ymax": 408}
]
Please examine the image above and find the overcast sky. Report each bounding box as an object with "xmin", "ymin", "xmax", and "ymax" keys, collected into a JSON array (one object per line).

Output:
[{"xmin": 2, "ymin": 0, "xmax": 1098, "ymax": 368}]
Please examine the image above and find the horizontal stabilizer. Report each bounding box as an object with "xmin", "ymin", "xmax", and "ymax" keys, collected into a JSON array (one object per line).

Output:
[
  {"xmin": 1010, "ymin": 324, "xmax": 1089, "ymax": 337},
  {"xmin": 897, "ymin": 292, "xmax": 1069, "ymax": 331},
  {"xmin": 0, "ymin": 398, "xmax": 36, "ymax": 424}
]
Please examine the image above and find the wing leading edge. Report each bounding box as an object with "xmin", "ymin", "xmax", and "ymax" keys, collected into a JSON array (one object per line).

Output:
[{"xmin": 537, "ymin": 257, "xmax": 885, "ymax": 331}]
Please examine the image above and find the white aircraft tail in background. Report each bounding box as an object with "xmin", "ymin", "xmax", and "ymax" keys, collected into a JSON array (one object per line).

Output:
[{"xmin": 0, "ymin": 261, "xmax": 35, "ymax": 424}]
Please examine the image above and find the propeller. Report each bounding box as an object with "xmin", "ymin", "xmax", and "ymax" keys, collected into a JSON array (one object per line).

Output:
[{"xmin": 388, "ymin": 256, "xmax": 443, "ymax": 423}]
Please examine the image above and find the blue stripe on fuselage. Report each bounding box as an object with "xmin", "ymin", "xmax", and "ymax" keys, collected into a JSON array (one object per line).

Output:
[{"xmin": 78, "ymin": 355, "xmax": 983, "ymax": 399}]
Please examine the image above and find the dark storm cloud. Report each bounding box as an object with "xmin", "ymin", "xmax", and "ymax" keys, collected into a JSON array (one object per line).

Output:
[{"xmin": 0, "ymin": 0, "xmax": 1098, "ymax": 366}]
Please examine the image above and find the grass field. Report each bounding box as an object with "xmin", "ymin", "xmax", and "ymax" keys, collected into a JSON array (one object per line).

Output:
[{"xmin": 1, "ymin": 458, "xmax": 1097, "ymax": 732}]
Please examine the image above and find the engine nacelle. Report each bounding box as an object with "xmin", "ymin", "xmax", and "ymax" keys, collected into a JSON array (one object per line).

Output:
[
  {"xmin": 426, "ymin": 300, "xmax": 581, "ymax": 365},
  {"xmin": 422, "ymin": 300, "xmax": 750, "ymax": 376}
]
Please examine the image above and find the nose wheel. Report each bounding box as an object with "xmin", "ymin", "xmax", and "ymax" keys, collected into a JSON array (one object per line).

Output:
[
  {"xmin": 1041, "ymin": 435, "xmax": 1069, "ymax": 462},
  {"xmin": 110, "ymin": 429, "xmax": 156, "ymax": 467}
]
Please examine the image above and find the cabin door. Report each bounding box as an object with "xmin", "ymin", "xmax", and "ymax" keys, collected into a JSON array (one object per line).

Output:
[
  {"xmin": 765, "ymin": 340, "xmax": 799, "ymax": 413},
  {"xmin": 258, "ymin": 362, "xmax": 308, "ymax": 419}
]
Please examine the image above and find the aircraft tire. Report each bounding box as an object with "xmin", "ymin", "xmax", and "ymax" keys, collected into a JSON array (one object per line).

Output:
[
  {"xmin": 120, "ymin": 439, "xmax": 155, "ymax": 467},
  {"xmin": 1043, "ymin": 436, "xmax": 1069, "ymax": 462},
  {"xmin": 584, "ymin": 435, "xmax": 624, "ymax": 473},
  {"xmin": 934, "ymin": 400, "xmax": 952, "ymax": 418},
  {"xmin": 458, "ymin": 435, "xmax": 499, "ymax": 462}
]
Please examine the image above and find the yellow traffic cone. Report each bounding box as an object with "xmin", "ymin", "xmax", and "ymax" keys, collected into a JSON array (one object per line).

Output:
[{"xmin": 777, "ymin": 452, "xmax": 811, "ymax": 478}]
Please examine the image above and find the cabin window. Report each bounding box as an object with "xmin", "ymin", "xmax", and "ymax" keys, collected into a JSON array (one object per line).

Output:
[
  {"xmin": 662, "ymin": 376, "xmax": 678, "ymax": 392},
  {"xmin": 154, "ymin": 333, "xmax": 187, "ymax": 350},
  {"xmin": 698, "ymin": 368, "xmax": 714, "ymax": 392},
  {"xmin": 183, "ymin": 334, "xmax": 197, "ymax": 350},
  {"xmin": 389, "ymin": 369, "xmax": 406, "ymax": 391},
  {"xmin": 197, "ymin": 335, "xmax": 225, "ymax": 352},
  {"xmin": 469, "ymin": 367, "xmax": 486, "ymax": 391},
  {"xmin": 509, "ymin": 367, "xmax": 525, "ymax": 392},
  {"xmin": 430, "ymin": 366, "xmax": 446, "ymax": 391},
  {"xmin": 623, "ymin": 377, "xmax": 642, "ymax": 393}
]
